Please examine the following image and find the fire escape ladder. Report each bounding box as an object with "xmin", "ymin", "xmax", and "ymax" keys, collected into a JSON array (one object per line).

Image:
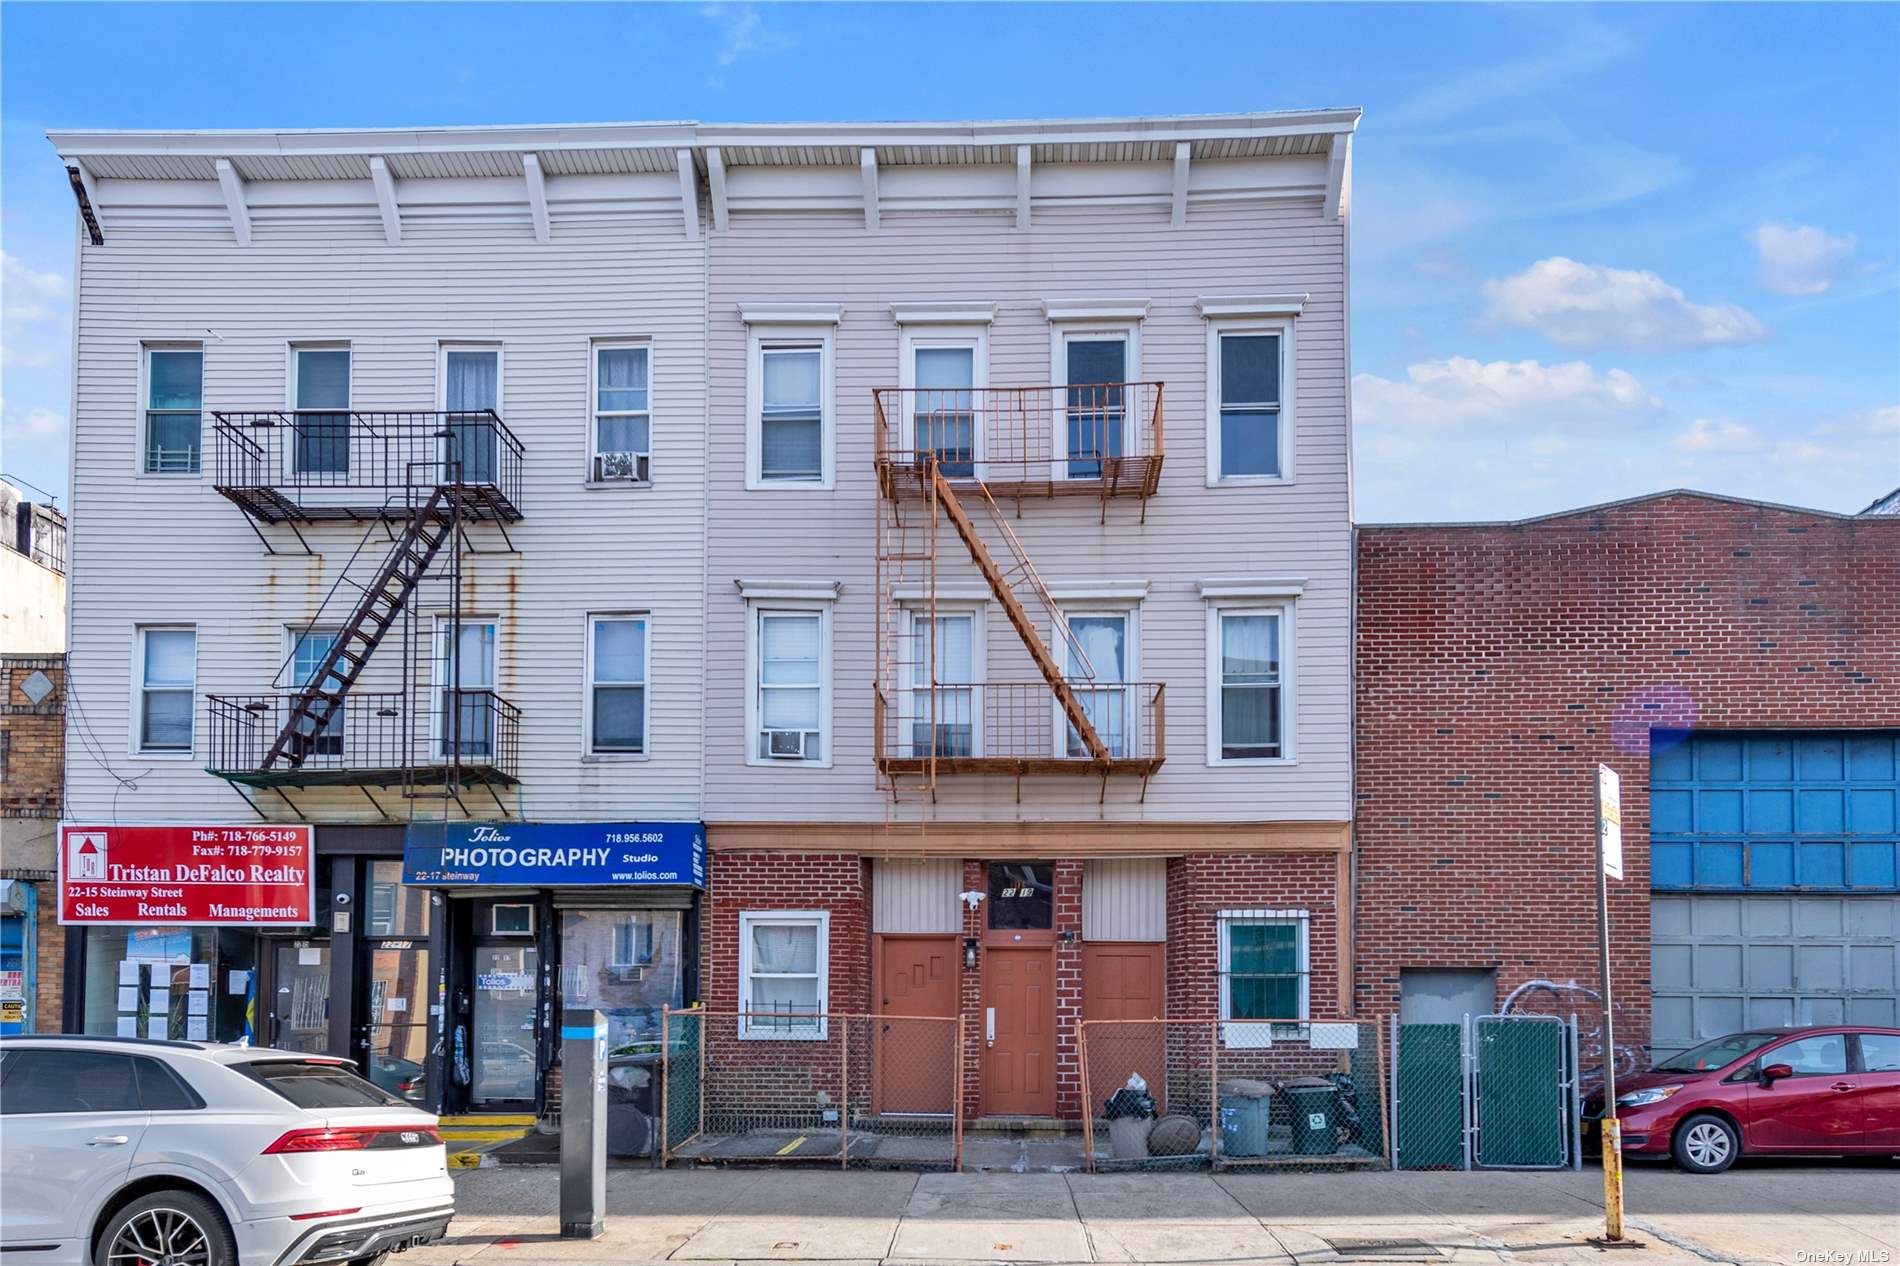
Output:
[
  {"xmin": 929, "ymin": 468, "xmax": 1110, "ymax": 764},
  {"xmin": 260, "ymin": 487, "xmax": 457, "ymax": 771}
]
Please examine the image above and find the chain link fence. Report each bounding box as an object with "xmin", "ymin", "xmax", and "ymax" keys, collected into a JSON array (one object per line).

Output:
[
  {"xmin": 1389, "ymin": 1014, "xmax": 1583, "ymax": 1171},
  {"xmin": 1080, "ymin": 1019, "xmax": 1389, "ymax": 1172},
  {"xmin": 661, "ymin": 1009, "xmax": 962, "ymax": 1169}
]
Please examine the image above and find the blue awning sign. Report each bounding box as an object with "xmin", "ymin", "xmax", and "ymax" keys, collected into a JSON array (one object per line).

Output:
[{"xmin": 402, "ymin": 822, "xmax": 705, "ymax": 888}]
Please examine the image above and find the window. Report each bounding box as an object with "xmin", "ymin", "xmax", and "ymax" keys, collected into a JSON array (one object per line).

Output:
[
  {"xmin": 288, "ymin": 630, "xmax": 345, "ymax": 755},
  {"xmin": 237, "ymin": 1058, "xmax": 402, "ymax": 1109},
  {"xmin": 910, "ymin": 343, "xmax": 978, "ymax": 477},
  {"xmin": 366, "ymin": 860, "xmax": 430, "ymax": 936},
  {"xmin": 138, "ymin": 626, "xmax": 196, "ymax": 752},
  {"xmin": 1206, "ymin": 322, "xmax": 1293, "ymax": 482},
  {"xmin": 586, "ymin": 615, "xmax": 648, "ymax": 755},
  {"xmin": 591, "ymin": 343, "xmax": 650, "ymax": 482},
  {"xmin": 755, "ymin": 609, "xmax": 825, "ymax": 762},
  {"xmin": 491, "ymin": 904, "xmax": 534, "ymax": 936},
  {"xmin": 1859, "ymin": 1032, "xmax": 1900, "ymax": 1073},
  {"xmin": 1770, "ymin": 1033, "xmax": 1848, "ymax": 1078},
  {"xmin": 291, "ymin": 346, "xmax": 351, "ymax": 476},
  {"xmin": 1062, "ymin": 335, "xmax": 1129, "ymax": 480},
  {"xmin": 988, "ymin": 863, "xmax": 1054, "ymax": 930},
  {"xmin": 1218, "ymin": 909, "xmax": 1309, "ymax": 1045},
  {"xmin": 144, "ymin": 346, "xmax": 203, "ymax": 474},
  {"xmin": 0, "ymin": 1049, "xmax": 143, "ymax": 1114},
  {"xmin": 435, "ymin": 620, "xmax": 497, "ymax": 758},
  {"xmin": 738, "ymin": 911, "xmax": 828, "ymax": 1038},
  {"xmin": 1211, "ymin": 607, "xmax": 1287, "ymax": 763},
  {"xmin": 441, "ymin": 345, "xmax": 501, "ymax": 484},
  {"xmin": 1062, "ymin": 610, "xmax": 1132, "ymax": 758},
  {"xmin": 134, "ymin": 1057, "xmax": 206, "ymax": 1111},
  {"xmin": 909, "ymin": 610, "xmax": 976, "ymax": 758},
  {"xmin": 759, "ymin": 345, "xmax": 824, "ymax": 482},
  {"xmin": 611, "ymin": 913, "xmax": 660, "ymax": 967}
]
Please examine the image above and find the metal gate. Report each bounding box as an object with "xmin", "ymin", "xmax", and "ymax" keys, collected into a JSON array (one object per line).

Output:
[{"xmin": 1389, "ymin": 1014, "xmax": 1581, "ymax": 1170}]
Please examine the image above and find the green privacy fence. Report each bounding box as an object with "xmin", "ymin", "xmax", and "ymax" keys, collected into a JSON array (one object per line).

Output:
[{"xmin": 1390, "ymin": 1014, "xmax": 1581, "ymax": 1171}]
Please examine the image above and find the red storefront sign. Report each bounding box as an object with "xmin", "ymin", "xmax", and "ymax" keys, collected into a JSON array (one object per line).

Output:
[{"xmin": 59, "ymin": 824, "xmax": 315, "ymax": 926}]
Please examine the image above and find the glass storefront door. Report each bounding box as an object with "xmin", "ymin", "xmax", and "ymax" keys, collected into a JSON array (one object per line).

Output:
[
  {"xmin": 471, "ymin": 945, "xmax": 539, "ymax": 1105},
  {"xmin": 271, "ymin": 942, "xmax": 331, "ymax": 1052}
]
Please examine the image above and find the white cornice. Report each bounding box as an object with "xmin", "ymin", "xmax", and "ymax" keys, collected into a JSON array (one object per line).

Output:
[
  {"xmin": 890, "ymin": 302, "xmax": 996, "ymax": 326},
  {"xmin": 735, "ymin": 579, "xmax": 843, "ymax": 601},
  {"xmin": 1042, "ymin": 299, "xmax": 1150, "ymax": 323},
  {"xmin": 1047, "ymin": 580, "xmax": 1152, "ymax": 603},
  {"xmin": 738, "ymin": 302, "xmax": 843, "ymax": 327},
  {"xmin": 1197, "ymin": 577, "xmax": 1307, "ymax": 600},
  {"xmin": 1197, "ymin": 294, "xmax": 1309, "ymax": 319}
]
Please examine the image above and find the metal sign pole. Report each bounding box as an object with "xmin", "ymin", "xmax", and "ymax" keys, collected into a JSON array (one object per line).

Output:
[{"xmin": 1595, "ymin": 764, "xmax": 1625, "ymax": 1242}]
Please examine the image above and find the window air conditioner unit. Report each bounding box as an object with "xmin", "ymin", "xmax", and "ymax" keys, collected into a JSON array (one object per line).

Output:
[
  {"xmin": 597, "ymin": 451, "xmax": 648, "ymax": 481},
  {"xmin": 765, "ymin": 729, "xmax": 812, "ymax": 759}
]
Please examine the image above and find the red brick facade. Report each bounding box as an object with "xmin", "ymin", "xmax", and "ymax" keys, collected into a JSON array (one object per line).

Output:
[
  {"xmin": 1, "ymin": 654, "xmax": 64, "ymax": 1031},
  {"xmin": 1353, "ymin": 492, "xmax": 1900, "ymax": 1056}
]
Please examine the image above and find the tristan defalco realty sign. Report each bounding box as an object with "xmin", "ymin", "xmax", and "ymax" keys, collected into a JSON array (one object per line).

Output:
[
  {"xmin": 1597, "ymin": 763, "xmax": 1624, "ymax": 881},
  {"xmin": 59, "ymin": 825, "xmax": 315, "ymax": 925},
  {"xmin": 402, "ymin": 822, "xmax": 706, "ymax": 888}
]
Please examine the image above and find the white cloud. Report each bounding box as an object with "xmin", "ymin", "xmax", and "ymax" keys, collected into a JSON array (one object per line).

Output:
[
  {"xmin": 1482, "ymin": 256, "xmax": 1766, "ymax": 352},
  {"xmin": 1354, "ymin": 356, "xmax": 1662, "ymax": 430},
  {"xmin": 1671, "ymin": 418, "xmax": 1764, "ymax": 454},
  {"xmin": 23, "ymin": 407, "xmax": 64, "ymax": 435},
  {"xmin": 1, "ymin": 251, "xmax": 69, "ymax": 327},
  {"xmin": 1750, "ymin": 222, "xmax": 1858, "ymax": 296},
  {"xmin": 699, "ymin": 4, "xmax": 793, "ymax": 68}
]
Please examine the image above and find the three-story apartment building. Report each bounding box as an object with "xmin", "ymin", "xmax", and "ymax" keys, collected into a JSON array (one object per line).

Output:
[{"xmin": 50, "ymin": 109, "xmax": 1358, "ymax": 1122}]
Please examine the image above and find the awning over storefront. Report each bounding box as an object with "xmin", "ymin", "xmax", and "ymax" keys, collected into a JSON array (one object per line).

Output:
[{"xmin": 402, "ymin": 822, "xmax": 705, "ymax": 889}]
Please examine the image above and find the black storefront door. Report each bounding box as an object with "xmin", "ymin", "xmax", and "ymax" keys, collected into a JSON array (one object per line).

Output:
[{"xmin": 270, "ymin": 940, "xmax": 332, "ymax": 1053}]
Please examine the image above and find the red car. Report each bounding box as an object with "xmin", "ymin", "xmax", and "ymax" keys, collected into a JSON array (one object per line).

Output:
[{"xmin": 1585, "ymin": 1025, "xmax": 1900, "ymax": 1172}]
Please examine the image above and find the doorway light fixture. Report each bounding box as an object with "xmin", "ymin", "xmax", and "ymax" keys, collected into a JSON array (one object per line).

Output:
[{"xmin": 963, "ymin": 938, "xmax": 978, "ymax": 971}]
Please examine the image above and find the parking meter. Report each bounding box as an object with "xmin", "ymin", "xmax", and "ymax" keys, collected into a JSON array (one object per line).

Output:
[{"xmin": 559, "ymin": 1008, "xmax": 607, "ymax": 1239}]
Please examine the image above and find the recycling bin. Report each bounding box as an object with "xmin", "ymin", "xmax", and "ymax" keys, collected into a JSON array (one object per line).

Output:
[{"xmin": 1280, "ymin": 1079, "xmax": 1340, "ymax": 1156}]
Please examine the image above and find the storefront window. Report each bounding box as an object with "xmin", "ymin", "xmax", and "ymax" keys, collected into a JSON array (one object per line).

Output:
[
  {"xmin": 559, "ymin": 910, "xmax": 683, "ymax": 1053},
  {"xmin": 366, "ymin": 861, "xmax": 430, "ymax": 936},
  {"xmin": 82, "ymin": 927, "xmax": 256, "ymax": 1043}
]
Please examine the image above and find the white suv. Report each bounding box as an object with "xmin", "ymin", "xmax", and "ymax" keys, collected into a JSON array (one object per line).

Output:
[{"xmin": 0, "ymin": 1037, "xmax": 454, "ymax": 1266}]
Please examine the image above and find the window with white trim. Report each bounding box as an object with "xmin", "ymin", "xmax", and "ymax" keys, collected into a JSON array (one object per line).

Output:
[
  {"xmin": 759, "ymin": 344, "xmax": 825, "ymax": 483},
  {"xmin": 591, "ymin": 343, "xmax": 650, "ymax": 482},
  {"xmin": 1061, "ymin": 609, "xmax": 1133, "ymax": 758},
  {"xmin": 288, "ymin": 628, "xmax": 345, "ymax": 755},
  {"xmin": 906, "ymin": 339, "xmax": 981, "ymax": 477},
  {"xmin": 1206, "ymin": 321, "xmax": 1292, "ymax": 482},
  {"xmin": 144, "ymin": 345, "xmax": 203, "ymax": 474},
  {"xmin": 586, "ymin": 614, "xmax": 648, "ymax": 755},
  {"xmin": 1218, "ymin": 908, "xmax": 1309, "ymax": 1046},
  {"xmin": 755, "ymin": 609, "xmax": 825, "ymax": 762},
  {"xmin": 291, "ymin": 345, "xmax": 352, "ymax": 476},
  {"xmin": 434, "ymin": 619, "xmax": 497, "ymax": 759},
  {"xmin": 1212, "ymin": 606, "xmax": 1287, "ymax": 762},
  {"xmin": 739, "ymin": 911, "xmax": 829, "ymax": 1038},
  {"xmin": 1059, "ymin": 332, "xmax": 1131, "ymax": 480},
  {"xmin": 137, "ymin": 626, "xmax": 196, "ymax": 752},
  {"xmin": 908, "ymin": 609, "xmax": 977, "ymax": 758}
]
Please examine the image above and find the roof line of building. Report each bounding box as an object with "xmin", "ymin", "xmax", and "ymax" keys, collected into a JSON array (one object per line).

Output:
[{"xmin": 1356, "ymin": 487, "xmax": 1888, "ymax": 531}]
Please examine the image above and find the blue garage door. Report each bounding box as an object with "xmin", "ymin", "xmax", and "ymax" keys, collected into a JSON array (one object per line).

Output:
[{"xmin": 1649, "ymin": 732, "xmax": 1899, "ymax": 1058}]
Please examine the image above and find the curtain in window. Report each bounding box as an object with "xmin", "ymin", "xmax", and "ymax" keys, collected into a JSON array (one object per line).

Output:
[
  {"xmin": 1066, "ymin": 339, "xmax": 1125, "ymax": 477},
  {"xmin": 445, "ymin": 350, "xmax": 500, "ymax": 483},
  {"xmin": 595, "ymin": 348, "xmax": 650, "ymax": 461},
  {"xmin": 914, "ymin": 347, "xmax": 975, "ymax": 476},
  {"xmin": 591, "ymin": 619, "xmax": 647, "ymax": 751},
  {"xmin": 1220, "ymin": 613, "xmax": 1281, "ymax": 758},
  {"xmin": 1066, "ymin": 615, "xmax": 1128, "ymax": 757},
  {"xmin": 761, "ymin": 349, "xmax": 822, "ymax": 480},
  {"xmin": 760, "ymin": 615, "xmax": 821, "ymax": 735},
  {"xmin": 295, "ymin": 349, "xmax": 351, "ymax": 477},
  {"xmin": 911, "ymin": 614, "xmax": 973, "ymax": 757},
  {"xmin": 439, "ymin": 622, "xmax": 496, "ymax": 758}
]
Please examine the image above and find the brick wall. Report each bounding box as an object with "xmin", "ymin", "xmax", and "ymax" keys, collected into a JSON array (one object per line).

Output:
[
  {"xmin": 1354, "ymin": 492, "xmax": 1900, "ymax": 1057},
  {"xmin": 1, "ymin": 655, "xmax": 63, "ymax": 825},
  {"xmin": 1166, "ymin": 852, "xmax": 1347, "ymax": 1019}
]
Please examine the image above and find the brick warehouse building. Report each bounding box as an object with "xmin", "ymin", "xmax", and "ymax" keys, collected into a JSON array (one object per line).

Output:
[{"xmin": 1354, "ymin": 490, "xmax": 1900, "ymax": 1070}]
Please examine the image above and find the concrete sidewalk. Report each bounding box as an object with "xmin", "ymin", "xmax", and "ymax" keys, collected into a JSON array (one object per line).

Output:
[{"xmin": 418, "ymin": 1163, "xmax": 1899, "ymax": 1266}]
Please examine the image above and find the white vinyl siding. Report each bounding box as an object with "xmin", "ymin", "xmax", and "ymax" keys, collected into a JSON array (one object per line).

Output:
[
  {"xmin": 739, "ymin": 910, "xmax": 829, "ymax": 1038},
  {"xmin": 1081, "ymin": 859, "xmax": 1167, "ymax": 942}
]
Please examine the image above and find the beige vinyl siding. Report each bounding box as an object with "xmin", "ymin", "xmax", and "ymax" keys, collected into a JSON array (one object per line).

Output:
[
  {"xmin": 64, "ymin": 201, "xmax": 707, "ymax": 824},
  {"xmin": 704, "ymin": 196, "xmax": 1351, "ymax": 824},
  {"xmin": 871, "ymin": 859, "xmax": 963, "ymax": 933},
  {"xmin": 1082, "ymin": 859, "xmax": 1168, "ymax": 942}
]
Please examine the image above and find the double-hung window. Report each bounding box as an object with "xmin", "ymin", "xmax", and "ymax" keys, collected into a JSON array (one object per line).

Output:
[
  {"xmin": 291, "ymin": 346, "xmax": 351, "ymax": 477},
  {"xmin": 441, "ymin": 345, "xmax": 501, "ymax": 484},
  {"xmin": 592, "ymin": 343, "xmax": 650, "ymax": 482},
  {"xmin": 1213, "ymin": 607, "xmax": 1286, "ymax": 761},
  {"xmin": 759, "ymin": 346, "xmax": 824, "ymax": 483},
  {"xmin": 144, "ymin": 346, "xmax": 203, "ymax": 474},
  {"xmin": 1062, "ymin": 336, "xmax": 1129, "ymax": 480},
  {"xmin": 1062, "ymin": 610, "xmax": 1132, "ymax": 759},
  {"xmin": 755, "ymin": 610, "xmax": 824, "ymax": 762},
  {"xmin": 288, "ymin": 630, "xmax": 346, "ymax": 756},
  {"xmin": 435, "ymin": 619, "xmax": 497, "ymax": 759},
  {"xmin": 738, "ymin": 911, "xmax": 828, "ymax": 1038},
  {"xmin": 909, "ymin": 610, "xmax": 976, "ymax": 758},
  {"xmin": 586, "ymin": 614, "xmax": 648, "ymax": 755},
  {"xmin": 911, "ymin": 344, "xmax": 978, "ymax": 477},
  {"xmin": 137, "ymin": 626, "xmax": 196, "ymax": 752},
  {"xmin": 1207, "ymin": 322, "xmax": 1291, "ymax": 482},
  {"xmin": 1218, "ymin": 909, "xmax": 1309, "ymax": 1046}
]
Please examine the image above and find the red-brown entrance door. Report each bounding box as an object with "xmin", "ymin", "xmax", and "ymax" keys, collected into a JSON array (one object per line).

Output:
[
  {"xmin": 983, "ymin": 945, "xmax": 1056, "ymax": 1116},
  {"xmin": 874, "ymin": 935, "xmax": 959, "ymax": 1114},
  {"xmin": 1082, "ymin": 943, "xmax": 1165, "ymax": 1112}
]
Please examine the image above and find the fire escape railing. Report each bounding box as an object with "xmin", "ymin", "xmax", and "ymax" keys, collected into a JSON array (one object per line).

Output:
[
  {"xmin": 206, "ymin": 690, "xmax": 520, "ymax": 787},
  {"xmin": 875, "ymin": 681, "xmax": 1165, "ymax": 771}
]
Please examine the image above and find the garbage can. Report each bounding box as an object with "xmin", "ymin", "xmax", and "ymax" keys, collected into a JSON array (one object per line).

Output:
[
  {"xmin": 1218, "ymin": 1078, "xmax": 1273, "ymax": 1157},
  {"xmin": 607, "ymin": 1050, "xmax": 664, "ymax": 1159},
  {"xmin": 1279, "ymin": 1077, "xmax": 1339, "ymax": 1156}
]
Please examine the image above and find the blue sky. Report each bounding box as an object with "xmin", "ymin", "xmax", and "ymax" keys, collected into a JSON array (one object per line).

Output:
[{"xmin": 2, "ymin": 2, "xmax": 1895, "ymax": 520}]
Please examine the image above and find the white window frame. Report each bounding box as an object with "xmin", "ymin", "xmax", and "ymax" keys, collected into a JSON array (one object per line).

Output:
[
  {"xmin": 1217, "ymin": 907, "xmax": 1310, "ymax": 1048},
  {"xmin": 140, "ymin": 342, "xmax": 206, "ymax": 477},
  {"xmin": 587, "ymin": 339, "xmax": 652, "ymax": 485},
  {"xmin": 1206, "ymin": 600, "xmax": 1296, "ymax": 766},
  {"xmin": 738, "ymin": 910, "xmax": 830, "ymax": 1040},
  {"xmin": 744, "ymin": 599, "xmax": 834, "ymax": 768},
  {"xmin": 903, "ymin": 602, "xmax": 986, "ymax": 759},
  {"xmin": 1049, "ymin": 322, "xmax": 1141, "ymax": 481},
  {"xmin": 491, "ymin": 903, "xmax": 535, "ymax": 936},
  {"xmin": 434, "ymin": 342, "xmax": 504, "ymax": 485},
  {"xmin": 282, "ymin": 625, "xmax": 346, "ymax": 752},
  {"xmin": 132, "ymin": 624, "xmax": 197, "ymax": 757},
  {"xmin": 1053, "ymin": 605, "xmax": 1138, "ymax": 760},
  {"xmin": 609, "ymin": 912, "xmax": 662, "ymax": 968},
  {"xmin": 430, "ymin": 616, "xmax": 500, "ymax": 759},
  {"xmin": 746, "ymin": 326, "xmax": 835, "ymax": 491},
  {"xmin": 285, "ymin": 342, "xmax": 354, "ymax": 478},
  {"xmin": 583, "ymin": 612, "xmax": 650, "ymax": 760},
  {"xmin": 899, "ymin": 324, "xmax": 989, "ymax": 479},
  {"xmin": 1205, "ymin": 316, "xmax": 1295, "ymax": 487}
]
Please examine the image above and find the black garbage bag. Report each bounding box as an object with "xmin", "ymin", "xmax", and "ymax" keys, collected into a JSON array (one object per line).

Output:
[{"xmin": 1103, "ymin": 1086, "xmax": 1157, "ymax": 1120}]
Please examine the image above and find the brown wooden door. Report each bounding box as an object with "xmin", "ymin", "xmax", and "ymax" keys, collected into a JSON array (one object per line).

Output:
[
  {"xmin": 982, "ymin": 945, "xmax": 1056, "ymax": 1116},
  {"xmin": 1082, "ymin": 943, "xmax": 1165, "ymax": 1113},
  {"xmin": 874, "ymin": 935, "xmax": 959, "ymax": 1114}
]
